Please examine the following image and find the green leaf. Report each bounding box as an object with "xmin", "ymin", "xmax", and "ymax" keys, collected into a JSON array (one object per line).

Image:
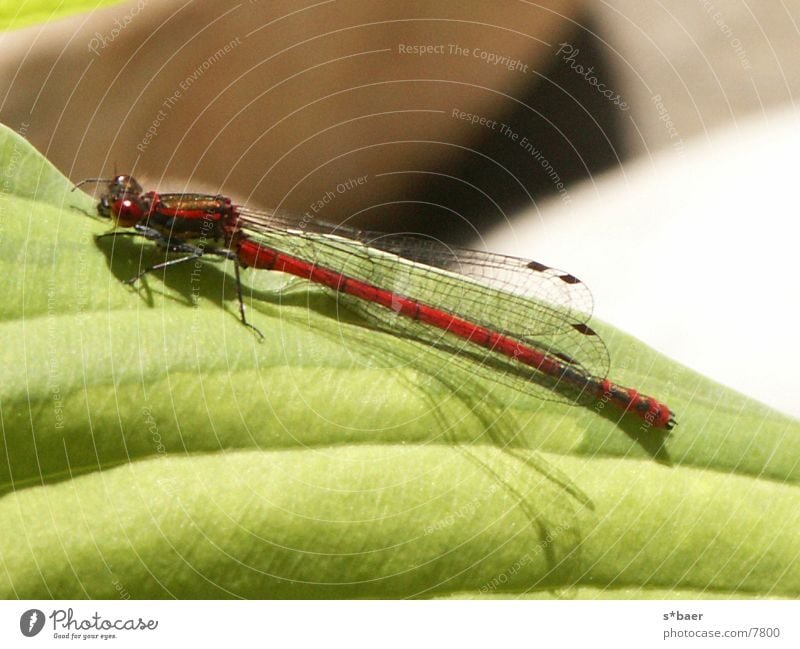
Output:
[
  {"xmin": 0, "ymin": 0, "xmax": 125, "ymax": 31},
  {"xmin": 0, "ymin": 122, "xmax": 798, "ymax": 598}
]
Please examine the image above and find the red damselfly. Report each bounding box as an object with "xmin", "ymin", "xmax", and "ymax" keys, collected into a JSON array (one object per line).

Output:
[{"xmin": 74, "ymin": 175, "xmax": 676, "ymax": 430}]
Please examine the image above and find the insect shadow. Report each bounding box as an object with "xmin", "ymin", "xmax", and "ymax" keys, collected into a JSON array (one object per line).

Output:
[{"xmin": 93, "ymin": 231, "xmax": 303, "ymax": 317}]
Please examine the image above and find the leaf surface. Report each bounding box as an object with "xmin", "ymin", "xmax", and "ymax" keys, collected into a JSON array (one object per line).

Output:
[{"xmin": 0, "ymin": 123, "xmax": 797, "ymax": 598}]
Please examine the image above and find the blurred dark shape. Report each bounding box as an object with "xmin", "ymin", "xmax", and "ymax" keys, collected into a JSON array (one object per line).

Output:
[{"xmin": 369, "ymin": 20, "xmax": 625, "ymax": 245}]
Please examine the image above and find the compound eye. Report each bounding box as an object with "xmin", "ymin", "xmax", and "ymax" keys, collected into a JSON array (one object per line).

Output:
[
  {"xmin": 112, "ymin": 197, "xmax": 144, "ymax": 227},
  {"xmin": 121, "ymin": 175, "xmax": 143, "ymax": 195},
  {"xmin": 109, "ymin": 175, "xmax": 143, "ymax": 198}
]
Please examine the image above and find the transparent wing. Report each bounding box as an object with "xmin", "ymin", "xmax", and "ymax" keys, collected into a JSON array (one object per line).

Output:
[{"xmin": 236, "ymin": 206, "xmax": 610, "ymax": 379}]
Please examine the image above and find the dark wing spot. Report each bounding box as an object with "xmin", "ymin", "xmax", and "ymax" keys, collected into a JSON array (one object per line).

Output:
[
  {"xmin": 558, "ymin": 273, "xmax": 581, "ymax": 284},
  {"xmin": 526, "ymin": 260, "xmax": 550, "ymax": 272},
  {"xmin": 571, "ymin": 323, "xmax": 598, "ymax": 336}
]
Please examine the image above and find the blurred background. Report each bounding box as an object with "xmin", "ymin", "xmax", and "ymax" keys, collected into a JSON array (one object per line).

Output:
[{"xmin": 1, "ymin": 0, "xmax": 798, "ymax": 416}]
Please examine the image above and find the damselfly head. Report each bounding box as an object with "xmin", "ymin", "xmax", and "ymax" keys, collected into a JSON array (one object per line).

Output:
[{"xmin": 73, "ymin": 175, "xmax": 145, "ymax": 220}]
